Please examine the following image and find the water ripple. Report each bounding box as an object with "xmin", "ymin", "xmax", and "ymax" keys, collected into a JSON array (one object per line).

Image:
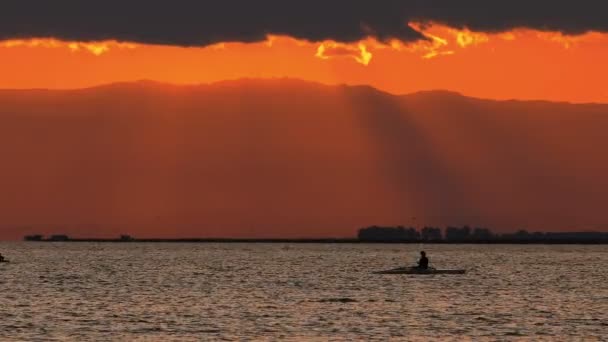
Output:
[{"xmin": 0, "ymin": 243, "xmax": 606, "ymax": 340}]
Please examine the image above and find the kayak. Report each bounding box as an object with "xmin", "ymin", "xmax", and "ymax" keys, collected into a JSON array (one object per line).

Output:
[
  {"xmin": 374, "ymin": 267, "xmax": 465, "ymax": 275},
  {"xmin": 0, "ymin": 260, "xmax": 8, "ymax": 263}
]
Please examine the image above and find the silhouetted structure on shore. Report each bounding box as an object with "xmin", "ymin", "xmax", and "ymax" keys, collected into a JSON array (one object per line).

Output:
[
  {"xmin": 358, "ymin": 226, "xmax": 419, "ymax": 241},
  {"xmin": 22, "ymin": 228, "xmax": 608, "ymax": 244},
  {"xmin": 24, "ymin": 235, "xmax": 43, "ymax": 241},
  {"xmin": 357, "ymin": 226, "xmax": 608, "ymax": 244},
  {"xmin": 420, "ymin": 226, "xmax": 443, "ymax": 241}
]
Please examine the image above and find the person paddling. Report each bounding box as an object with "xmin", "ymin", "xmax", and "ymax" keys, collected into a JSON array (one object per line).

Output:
[
  {"xmin": 0, "ymin": 253, "xmax": 5, "ymax": 262},
  {"xmin": 416, "ymin": 251, "xmax": 429, "ymax": 270}
]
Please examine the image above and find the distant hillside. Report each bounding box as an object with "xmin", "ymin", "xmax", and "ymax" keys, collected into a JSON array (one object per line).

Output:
[{"xmin": 1, "ymin": 79, "xmax": 607, "ymax": 239}]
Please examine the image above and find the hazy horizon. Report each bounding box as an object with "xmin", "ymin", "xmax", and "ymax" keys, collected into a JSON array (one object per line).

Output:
[{"xmin": 1, "ymin": 79, "xmax": 607, "ymax": 240}]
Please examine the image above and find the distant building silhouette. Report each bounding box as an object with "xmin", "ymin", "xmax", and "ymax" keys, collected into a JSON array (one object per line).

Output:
[
  {"xmin": 544, "ymin": 232, "xmax": 608, "ymax": 243},
  {"xmin": 49, "ymin": 235, "xmax": 70, "ymax": 241},
  {"xmin": 421, "ymin": 227, "xmax": 442, "ymax": 241},
  {"xmin": 358, "ymin": 226, "xmax": 419, "ymax": 242},
  {"xmin": 471, "ymin": 227, "xmax": 494, "ymax": 241},
  {"xmin": 357, "ymin": 226, "xmax": 608, "ymax": 244},
  {"xmin": 24, "ymin": 235, "xmax": 43, "ymax": 241},
  {"xmin": 445, "ymin": 226, "xmax": 471, "ymax": 242}
]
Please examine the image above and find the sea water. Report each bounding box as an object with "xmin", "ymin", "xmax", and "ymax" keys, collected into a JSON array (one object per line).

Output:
[{"xmin": 0, "ymin": 243, "xmax": 606, "ymax": 341}]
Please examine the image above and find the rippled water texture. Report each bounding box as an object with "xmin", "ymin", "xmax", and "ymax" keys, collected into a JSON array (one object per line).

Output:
[{"xmin": 0, "ymin": 243, "xmax": 606, "ymax": 340}]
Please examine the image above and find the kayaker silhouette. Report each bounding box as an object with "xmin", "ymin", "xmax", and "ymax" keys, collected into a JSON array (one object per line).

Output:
[
  {"xmin": 0, "ymin": 253, "xmax": 5, "ymax": 262},
  {"xmin": 375, "ymin": 250, "xmax": 465, "ymax": 274},
  {"xmin": 417, "ymin": 251, "xmax": 429, "ymax": 269}
]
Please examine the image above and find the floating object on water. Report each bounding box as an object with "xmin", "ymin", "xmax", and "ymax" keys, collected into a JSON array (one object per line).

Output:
[{"xmin": 374, "ymin": 267, "xmax": 465, "ymax": 275}]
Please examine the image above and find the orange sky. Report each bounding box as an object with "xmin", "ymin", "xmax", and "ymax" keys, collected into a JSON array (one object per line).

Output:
[
  {"xmin": 1, "ymin": 23, "xmax": 608, "ymax": 103},
  {"xmin": 2, "ymin": 22, "xmax": 608, "ymax": 239}
]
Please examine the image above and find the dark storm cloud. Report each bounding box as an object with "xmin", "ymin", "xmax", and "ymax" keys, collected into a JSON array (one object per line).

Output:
[
  {"xmin": 1, "ymin": 1, "xmax": 607, "ymax": 46},
  {"xmin": 413, "ymin": 1, "xmax": 608, "ymax": 35}
]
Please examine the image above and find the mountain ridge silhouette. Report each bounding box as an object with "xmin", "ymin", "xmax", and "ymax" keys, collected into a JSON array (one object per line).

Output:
[{"xmin": 3, "ymin": 78, "xmax": 606, "ymax": 106}]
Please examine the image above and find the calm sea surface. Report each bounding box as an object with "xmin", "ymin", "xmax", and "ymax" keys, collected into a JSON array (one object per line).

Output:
[{"xmin": 0, "ymin": 243, "xmax": 606, "ymax": 341}]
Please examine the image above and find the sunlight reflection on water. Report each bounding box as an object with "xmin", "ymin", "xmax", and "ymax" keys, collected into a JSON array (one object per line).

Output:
[{"xmin": 0, "ymin": 243, "xmax": 606, "ymax": 340}]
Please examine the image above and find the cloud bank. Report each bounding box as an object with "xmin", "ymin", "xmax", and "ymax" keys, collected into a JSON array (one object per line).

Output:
[{"xmin": 1, "ymin": 1, "xmax": 607, "ymax": 46}]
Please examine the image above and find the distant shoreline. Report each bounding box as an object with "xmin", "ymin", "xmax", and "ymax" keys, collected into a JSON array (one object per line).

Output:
[{"xmin": 22, "ymin": 238, "xmax": 608, "ymax": 244}]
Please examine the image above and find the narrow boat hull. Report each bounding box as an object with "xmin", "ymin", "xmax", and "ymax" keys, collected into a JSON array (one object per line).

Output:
[{"xmin": 374, "ymin": 267, "xmax": 465, "ymax": 275}]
